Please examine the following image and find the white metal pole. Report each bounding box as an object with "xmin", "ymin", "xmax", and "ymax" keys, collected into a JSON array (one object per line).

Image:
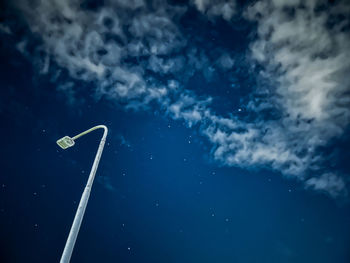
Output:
[{"xmin": 60, "ymin": 125, "xmax": 108, "ymax": 263}]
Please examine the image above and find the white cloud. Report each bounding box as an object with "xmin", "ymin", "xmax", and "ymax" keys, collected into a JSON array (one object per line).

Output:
[
  {"xmin": 57, "ymin": 82, "xmax": 78, "ymax": 105},
  {"xmin": 13, "ymin": 0, "xmax": 186, "ymax": 105},
  {"xmin": 192, "ymin": 0, "xmax": 236, "ymax": 21},
  {"xmin": 148, "ymin": 55, "xmax": 185, "ymax": 74},
  {"xmin": 9, "ymin": 0, "xmax": 350, "ymax": 198},
  {"xmin": 216, "ymin": 53, "xmax": 234, "ymax": 70},
  {"xmin": 305, "ymin": 173, "xmax": 347, "ymax": 198},
  {"xmin": 240, "ymin": 0, "xmax": 350, "ymax": 195},
  {"xmin": 246, "ymin": 0, "xmax": 350, "ymax": 128},
  {"xmin": 166, "ymin": 93, "xmax": 211, "ymax": 127}
]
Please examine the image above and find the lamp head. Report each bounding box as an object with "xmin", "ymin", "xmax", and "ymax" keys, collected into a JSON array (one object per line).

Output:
[{"xmin": 56, "ymin": 136, "xmax": 75, "ymax": 149}]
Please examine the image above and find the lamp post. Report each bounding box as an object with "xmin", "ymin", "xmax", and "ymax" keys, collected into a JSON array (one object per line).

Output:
[{"xmin": 56, "ymin": 125, "xmax": 108, "ymax": 263}]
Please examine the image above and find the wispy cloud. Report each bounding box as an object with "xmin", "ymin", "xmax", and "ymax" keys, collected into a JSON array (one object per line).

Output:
[
  {"xmin": 243, "ymin": 0, "xmax": 350, "ymax": 195},
  {"xmin": 191, "ymin": 0, "xmax": 236, "ymax": 21},
  {"xmin": 7, "ymin": 0, "xmax": 350, "ymax": 198},
  {"xmin": 305, "ymin": 173, "xmax": 347, "ymax": 198}
]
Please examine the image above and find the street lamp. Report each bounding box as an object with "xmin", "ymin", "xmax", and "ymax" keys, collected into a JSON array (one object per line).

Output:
[{"xmin": 56, "ymin": 125, "xmax": 108, "ymax": 263}]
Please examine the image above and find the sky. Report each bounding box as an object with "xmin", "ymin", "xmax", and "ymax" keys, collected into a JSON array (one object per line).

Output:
[{"xmin": 0, "ymin": 0, "xmax": 350, "ymax": 262}]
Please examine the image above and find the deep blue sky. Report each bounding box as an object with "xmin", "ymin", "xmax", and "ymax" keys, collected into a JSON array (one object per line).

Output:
[{"xmin": 1, "ymin": 0, "xmax": 350, "ymax": 262}]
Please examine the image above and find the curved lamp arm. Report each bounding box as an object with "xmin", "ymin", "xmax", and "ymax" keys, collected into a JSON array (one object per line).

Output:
[
  {"xmin": 57, "ymin": 125, "xmax": 108, "ymax": 263},
  {"xmin": 72, "ymin": 124, "xmax": 108, "ymax": 141}
]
